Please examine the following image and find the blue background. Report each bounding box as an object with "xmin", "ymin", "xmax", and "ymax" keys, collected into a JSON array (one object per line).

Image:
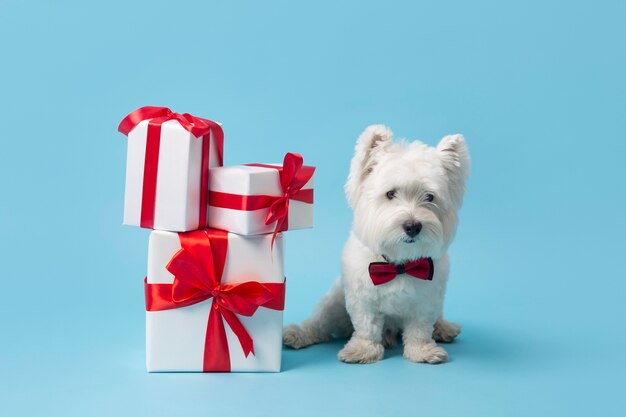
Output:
[{"xmin": 1, "ymin": 1, "xmax": 625, "ymax": 416}]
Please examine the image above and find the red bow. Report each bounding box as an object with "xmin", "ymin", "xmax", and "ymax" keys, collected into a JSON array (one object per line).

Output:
[
  {"xmin": 144, "ymin": 229, "xmax": 285, "ymax": 372},
  {"xmin": 209, "ymin": 152, "xmax": 315, "ymax": 246},
  {"xmin": 368, "ymin": 258, "xmax": 434, "ymax": 286},
  {"xmin": 118, "ymin": 106, "xmax": 224, "ymax": 229}
]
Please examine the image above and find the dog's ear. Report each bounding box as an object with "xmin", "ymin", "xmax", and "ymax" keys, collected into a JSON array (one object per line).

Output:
[
  {"xmin": 437, "ymin": 134, "xmax": 470, "ymax": 205},
  {"xmin": 345, "ymin": 125, "xmax": 393, "ymax": 206}
]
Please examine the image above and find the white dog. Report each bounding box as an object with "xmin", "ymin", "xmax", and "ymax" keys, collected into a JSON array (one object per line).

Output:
[{"xmin": 283, "ymin": 125, "xmax": 470, "ymax": 364}]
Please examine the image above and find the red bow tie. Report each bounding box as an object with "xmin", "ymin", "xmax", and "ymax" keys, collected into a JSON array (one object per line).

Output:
[{"xmin": 368, "ymin": 258, "xmax": 434, "ymax": 286}]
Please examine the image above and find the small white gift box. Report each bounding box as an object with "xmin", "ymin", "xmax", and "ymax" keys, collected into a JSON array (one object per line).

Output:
[
  {"xmin": 208, "ymin": 152, "xmax": 314, "ymax": 236},
  {"xmin": 119, "ymin": 106, "xmax": 224, "ymax": 232}
]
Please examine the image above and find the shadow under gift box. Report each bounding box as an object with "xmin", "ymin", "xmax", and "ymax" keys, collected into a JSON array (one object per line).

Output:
[
  {"xmin": 123, "ymin": 119, "xmax": 223, "ymax": 232},
  {"xmin": 146, "ymin": 229, "xmax": 285, "ymax": 372},
  {"xmin": 208, "ymin": 163, "xmax": 314, "ymax": 235}
]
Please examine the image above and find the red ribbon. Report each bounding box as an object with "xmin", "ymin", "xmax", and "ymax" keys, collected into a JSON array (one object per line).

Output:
[
  {"xmin": 118, "ymin": 106, "xmax": 224, "ymax": 229},
  {"xmin": 209, "ymin": 152, "xmax": 315, "ymax": 245},
  {"xmin": 144, "ymin": 229, "xmax": 286, "ymax": 372}
]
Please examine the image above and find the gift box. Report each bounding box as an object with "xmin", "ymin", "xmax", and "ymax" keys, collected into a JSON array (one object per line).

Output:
[
  {"xmin": 145, "ymin": 228, "xmax": 285, "ymax": 372},
  {"xmin": 208, "ymin": 152, "xmax": 314, "ymax": 237},
  {"xmin": 119, "ymin": 106, "xmax": 224, "ymax": 232}
]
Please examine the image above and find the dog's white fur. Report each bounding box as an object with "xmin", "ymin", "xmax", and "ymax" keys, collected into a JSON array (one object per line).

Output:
[{"xmin": 283, "ymin": 125, "xmax": 470, "ymax": 364}]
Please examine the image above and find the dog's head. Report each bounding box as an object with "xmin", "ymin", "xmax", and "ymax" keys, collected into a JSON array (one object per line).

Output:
[{"xmin": 345, "ymin": 125, "xmax": 470, "ymax": 262}]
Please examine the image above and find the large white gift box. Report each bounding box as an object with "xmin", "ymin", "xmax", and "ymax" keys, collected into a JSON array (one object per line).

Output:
[
  {"xmin": 208, "ymin": 152, "xmax": 314, "ymax": 236},
  {"xmin": 145, "ymin": 228, "xmax": 285, "ymax": 372},
  {"xmin": 118, "ymin": 106, "xmax": 224, "ymax": 232}
]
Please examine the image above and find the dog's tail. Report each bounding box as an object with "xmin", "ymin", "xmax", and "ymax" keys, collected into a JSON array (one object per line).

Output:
[{"xmin": 283, "ymin": 278, "xmax": 353, "ymax": 349}]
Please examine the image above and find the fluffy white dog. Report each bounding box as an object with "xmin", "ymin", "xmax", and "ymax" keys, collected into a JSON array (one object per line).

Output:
[{"xmin": 283, "ymin": 125, "xmax": 470, "ymax": 364}]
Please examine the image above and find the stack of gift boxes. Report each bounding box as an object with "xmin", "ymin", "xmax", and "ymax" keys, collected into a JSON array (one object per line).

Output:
[{"xmin": 118, "ymin": 106, "xmax": 315, "ymax": 372}]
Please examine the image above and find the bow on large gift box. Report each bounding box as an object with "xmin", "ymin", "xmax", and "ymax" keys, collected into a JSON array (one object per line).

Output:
[
  {"xmin": 208, "ymin": 152, "xmax": 315, "ymax": 241},
  {"xmin": 145, "ymin": 229, "xmax": 286, "ymax": 372},
  {"xmin": 119, "ymin": 106, "xmax": 224, "ymax": 231}
]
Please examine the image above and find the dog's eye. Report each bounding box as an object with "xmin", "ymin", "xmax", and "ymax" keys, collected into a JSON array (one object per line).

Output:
[
  {"xmin": 425, "ymin": 193, "xmax": 435, "ymax": 202},
  {"xmin": 386, "ymin": 190, "xmax": 397, "ymax": 200}
]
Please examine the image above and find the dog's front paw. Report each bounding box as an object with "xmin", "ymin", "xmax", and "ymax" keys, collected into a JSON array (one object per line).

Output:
[
  {"xmin": 433, "ymin": 319, "xmax": 461, "ymax": 343},
  {"xmin": 283, "ymin": 324, "xmax": 313, "ymax": 349},
  {"xmin": 403, "ymin": 342, "xmax": 448, "ymax": 364},
  {"xmin": 338, "ymin": 337, "xmax": 384, "ymax": 364}
]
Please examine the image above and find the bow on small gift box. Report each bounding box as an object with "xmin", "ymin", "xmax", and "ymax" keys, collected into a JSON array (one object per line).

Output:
[
  {"xmin": 209, "ymin": 152, "xmax": 315, "ymax": 245},
  {"xmin": 144, "ymin": 229, "xmax": 285, "ymax": 372}
]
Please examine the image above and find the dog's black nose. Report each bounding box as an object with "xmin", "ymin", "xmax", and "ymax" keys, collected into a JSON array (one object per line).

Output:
[{"xmin": 403, "ymin": 221, "xmax": 422, "ymax": 238}]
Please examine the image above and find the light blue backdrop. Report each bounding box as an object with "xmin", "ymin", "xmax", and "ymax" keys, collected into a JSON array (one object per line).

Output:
[{"xmin": 1, "ymin": 1, "xmax": 625, "ymax": 416}]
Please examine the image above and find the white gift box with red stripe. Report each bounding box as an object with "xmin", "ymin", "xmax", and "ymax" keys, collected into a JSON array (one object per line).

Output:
[
  {"xmin": 146, "ymin": 229, "xmax": 285, "ymax": 372},
  {"xmin": 208, "ymin": 153, "xmax": 314, "ymax": 236},
  {"xmin": 119, "ymin": 106, "xmax": 224, "ymax": 232}
]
